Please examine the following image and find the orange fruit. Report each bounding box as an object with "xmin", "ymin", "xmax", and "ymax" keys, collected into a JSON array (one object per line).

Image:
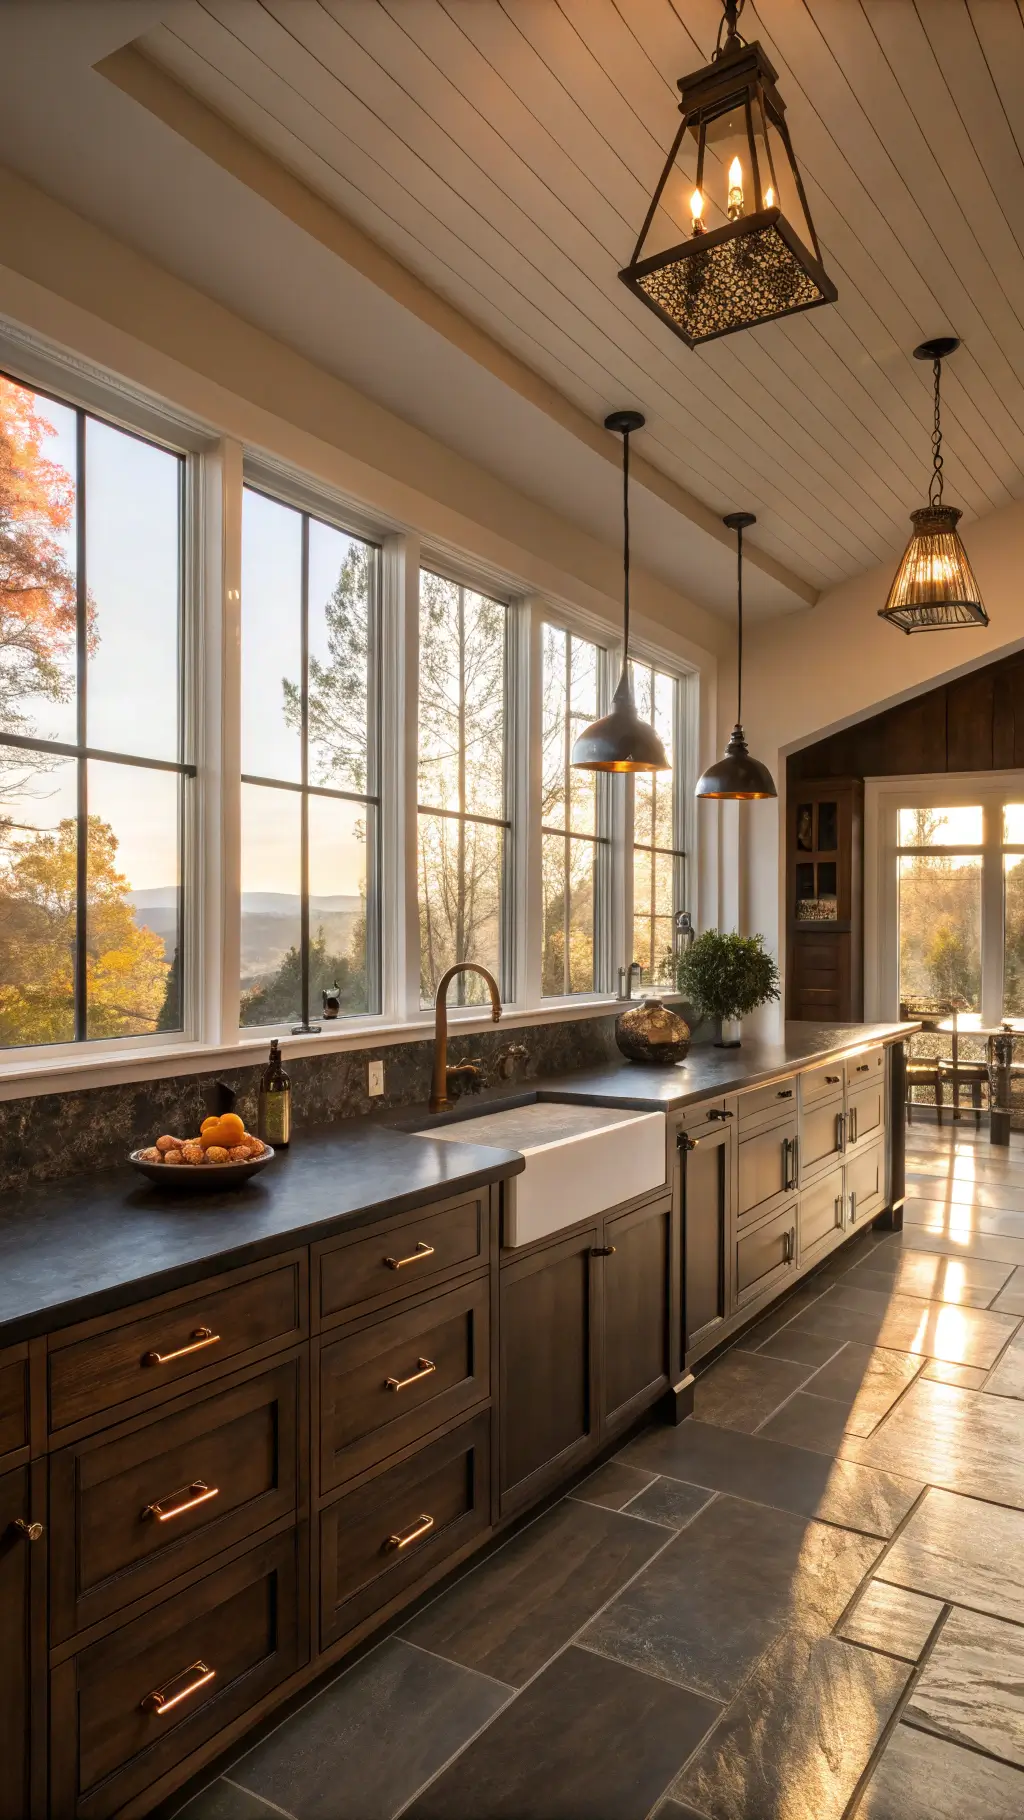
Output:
[
  {"xmin": 200, "ymin": 1116, "xmax": 220, "ymax": 1134},
  {"xmin": 218, "ymin": 1112, "xmax": 245, "ymax": 1144}
]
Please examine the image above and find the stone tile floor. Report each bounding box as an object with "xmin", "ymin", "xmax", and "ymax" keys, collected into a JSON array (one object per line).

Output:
[{"xmin": 172, "ymin": 1124, "xmax": 1024, "ymax": 1820}]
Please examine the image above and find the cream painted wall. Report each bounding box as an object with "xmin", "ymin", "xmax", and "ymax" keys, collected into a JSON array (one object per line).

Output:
[{"xmin": 741, "ymin": 495, "xmax": 1024, "ymax": 1033}]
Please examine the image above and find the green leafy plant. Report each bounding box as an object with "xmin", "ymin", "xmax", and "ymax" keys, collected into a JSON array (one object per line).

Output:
[{"xmin": 677, "ymin": 930, "xmax": 780, "ymax": 1023}]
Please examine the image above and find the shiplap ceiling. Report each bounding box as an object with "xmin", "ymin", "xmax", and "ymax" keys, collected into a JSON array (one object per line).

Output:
[{"xmin": 132, "ymin": 0, "xmax": 1024, "ymax": 596}]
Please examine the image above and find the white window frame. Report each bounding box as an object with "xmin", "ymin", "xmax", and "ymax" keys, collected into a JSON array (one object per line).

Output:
[
  {"xmin": 866, "ymin": 770, "xmax": 1024, "ymax": 1026},
  {"xmin": 0, "ymin": 331, "xmax": 699, "ymax": 1091}
]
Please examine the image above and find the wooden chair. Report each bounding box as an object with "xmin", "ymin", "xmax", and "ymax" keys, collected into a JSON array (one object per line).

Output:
[
  {"xmin": 900, "ymin": 999, "xmax": 948, "ymax": 1126},
  {"xmin": 934, "ymin": 1006, "xmax": 988, "ymax": 1129}
]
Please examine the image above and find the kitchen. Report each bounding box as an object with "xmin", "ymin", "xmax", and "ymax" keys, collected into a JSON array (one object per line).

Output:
[{"xmin": 2, "ymin": 5, "xmax": 1024, "ymax": 1819}]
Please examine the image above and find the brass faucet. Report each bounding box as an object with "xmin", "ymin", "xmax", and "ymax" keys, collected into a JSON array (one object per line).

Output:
[{"xmin": 429, "ymin": 963, "xmax": 502, "ymax": 1113}]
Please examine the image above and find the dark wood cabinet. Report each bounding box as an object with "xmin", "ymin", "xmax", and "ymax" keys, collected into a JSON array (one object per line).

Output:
[
  {"xmin": 0, "ymin": 1463, "xmax": 42, "ymax": 1820},
  {"xmin": 681, "ymin": 1121, "xmax": 732, "ymax": 1356},
  {"xmin": 601, "ymin": 1199, "xmax": 671, "ymax": 1432},
  {"xmin": 786, "ymin": 777, "xmax": 863, "ymax": 1022},
  {"xmin": 499, "ymin": 1227, "xmax": 600, "ymax": 1516}
]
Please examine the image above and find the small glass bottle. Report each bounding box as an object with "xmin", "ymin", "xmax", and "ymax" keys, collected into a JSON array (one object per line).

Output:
[{"xmin": 257, "ymin": 1039, "xmax": 291, "ymax": 1148}]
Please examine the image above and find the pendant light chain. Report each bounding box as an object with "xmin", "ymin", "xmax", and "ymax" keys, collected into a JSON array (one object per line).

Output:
[
  {"xmin": 929, "ymin": 355, "xmax": 944, "ymax": 509},
  {"xmin": 736, "ymin": 520, "xmax": 744, "ymax": 725},
  {"xmin": 622, "ymin": 427, "xmax": 631, "ymax": 664},
  {"xmin": 714, "ymin": 0, "xmax": 746, "ymax": 59}
]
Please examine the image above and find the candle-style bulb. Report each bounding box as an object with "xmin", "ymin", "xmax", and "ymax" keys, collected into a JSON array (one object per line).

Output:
[
  {"xmin": 690, "ymin": 188, "xmax": 705, "ymax": 234},
  {"xmin": 727, "ymin": 156, "xmax": 744, "ymax": 221},
  {"xmin": 764, "ymin": 186, "xmax": 775, "ymax": 209}
]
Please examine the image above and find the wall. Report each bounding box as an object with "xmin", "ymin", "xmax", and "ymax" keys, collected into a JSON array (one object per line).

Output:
[{"xmin": 741, "ymin": 495, "xmax": 1024, "ymax": 1031}]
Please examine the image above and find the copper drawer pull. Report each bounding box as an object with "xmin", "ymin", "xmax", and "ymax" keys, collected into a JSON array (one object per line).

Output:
[
  {"xmin": 825, "ymin": 1074, "xmax": 840, "ymax": 1084},
  {"xmin": 142, "ymin": 1480, "xmax": 219, "ymax": 1523},
  {"xmin": 385, "ymin": 1358, "xmax": 436, "ymax": 1393},
  {"xmin": 142, "ymin": 1326, "xmax": 220, "ymax": 1367},
  {"xmin": 590, "ymin": 1245, "xmax": 617, "ymax": 1257},
  {"xmin": 383, "ymin": 1513, "xmax": 434, "ymax": 1552},
  {"xmin": 12, "ymin": 1518, "xmax": 43, "ymax": 1543},
  {"xmin": 141, "ymin": 1659, "xmax": 216, "ymax": 1717},
  {"xmin": 383, "ymin": 1241, "xmax": 435, "ymax": 1270}
]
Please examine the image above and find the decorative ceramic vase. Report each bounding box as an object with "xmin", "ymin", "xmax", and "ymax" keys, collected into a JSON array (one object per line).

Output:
[
  {"xmin": 717, "ymin": 1017, "xmax": 742, "ymax": 1048},
  {"xmin": 615, "ymin": 997, "xmax": 691, "ymax": 1065}
]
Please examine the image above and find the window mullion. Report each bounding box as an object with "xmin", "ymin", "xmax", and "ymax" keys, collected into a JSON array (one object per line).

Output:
[
  {"xmin": 382, "ymin": 532, "xmax": 421, "ymax": 1023},
  {"xmin": 207, "ymin": 440, "xmax": 243, "ymax": 1046},
  {"xmin": 983, "ymin": 795, "xmax": 1004, "ymax": 1025},
  {"xmin": 74, "ymin": 407, "xmax": 88, "ymax": 1043}
]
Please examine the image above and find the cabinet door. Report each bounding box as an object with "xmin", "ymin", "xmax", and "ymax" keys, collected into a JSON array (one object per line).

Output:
[
  {"xmin": 499, "ymin": 1229, "xmax": 599, "ymax": 1516},
  {"xmin": 681, "ymin": 1123, "xmax": 733, "ymax": 1355},
  {"xmin": 801, "ymin": 1097, "xmax": 844, "ymax": 1177},
  {"xmin": 0, "ymin": 1465, "xmax": 38, "ymax": 1820},
  {"xmin": 601, "ymin": 1199, "xmax": 671, "ymax": 1432},
  {"xmin": 846, "ymin": 1141, "xmax": 885, "ymax": 1226},
  {"xmin": 847, "ymin": 1078, "xmax": 884, "ymax": 1150},
  {"xmin": 737, "ymin": 1118, "xmax": 798, "ymax": 1224},
  {"xmin": 799, "ymin": 1165, "xmax": 846, "ymax": 1268},
  {"xmin": 735, "ymin": 1204, "xmax": 798, "ymax": 1308}
]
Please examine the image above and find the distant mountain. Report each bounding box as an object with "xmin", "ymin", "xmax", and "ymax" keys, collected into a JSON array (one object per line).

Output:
[
  {"xmin": 241, "ymin": 893, "xmax": 361, "ymax": 916},
  {"xmin": 128, "ymin": 888, "xmax": 180, "ymax": 962},
  {"xmin": 125, "ymin": 890, "xmax": 363, "ymax": 979}
]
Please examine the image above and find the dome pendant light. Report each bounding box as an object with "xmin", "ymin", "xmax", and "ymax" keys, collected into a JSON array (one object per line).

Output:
[
  {"xmin": 572, "ymin": 412, "xmax": 670, "ymax": 773},
  {"xmin": 879, "ymin": 337, "xmax": 988, "ymax": 634},
  {"xmin": 696, "ymin": 512, "xmax": 777, "ymax": 800}
]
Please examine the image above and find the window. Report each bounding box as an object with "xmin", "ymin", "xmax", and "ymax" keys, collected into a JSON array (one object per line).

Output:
[
  {"xmin": 896, "ymin": 807, "xmax": 982, "ymax": 1013},
  {"xmin": 631, "ymin": 660, "xmax": 683, "ymax": 986},
  {"xmin": 0, "ymin": 372, "xmax": 190, "ymax": 1050},
  {"xmin": 418, "ymin": 571, "xmax": 509, "ymax": 1007},
  {"xmin": 240, "ymin": 487, "xmax": 380, "ymax": 1029},
  {"xmin": 541, "ymin": 623, "xmax": 610, "ymax": 996}
]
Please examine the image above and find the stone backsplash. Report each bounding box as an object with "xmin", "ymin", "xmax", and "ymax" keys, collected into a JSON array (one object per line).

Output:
[{"xmin": 0, "ymin": 1011, "xmax": 643, "ymax": 1196}]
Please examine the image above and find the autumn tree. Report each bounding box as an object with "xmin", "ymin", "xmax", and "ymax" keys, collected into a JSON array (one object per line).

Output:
[{"xmin": 0, "ymin": 815, "xmax": 169, "ymax": 1045}]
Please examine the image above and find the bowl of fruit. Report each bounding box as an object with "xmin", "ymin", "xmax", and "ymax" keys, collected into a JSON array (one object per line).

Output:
[{"xmin": 130, "ymin": 1114, "xmax": 274, "ymax": 1190}]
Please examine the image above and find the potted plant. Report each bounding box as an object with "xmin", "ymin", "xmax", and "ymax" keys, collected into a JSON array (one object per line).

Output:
[{"xmin": 677, "ymin": 930, "xmax": 780, "ymax": 1047}]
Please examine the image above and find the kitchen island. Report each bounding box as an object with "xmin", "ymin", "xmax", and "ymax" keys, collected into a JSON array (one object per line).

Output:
[{"xmin": 0, "ymin": 1021, "xmax": 912, "ymax": 1819}]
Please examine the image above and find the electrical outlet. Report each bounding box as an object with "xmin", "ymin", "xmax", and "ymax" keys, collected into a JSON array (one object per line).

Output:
[{"xmin": 368, "ymin": 1060, "xmax": 385, "ymax": 1098}]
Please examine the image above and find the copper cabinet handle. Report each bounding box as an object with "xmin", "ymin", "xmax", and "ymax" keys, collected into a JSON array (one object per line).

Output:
[
  {"xmin": 142, "ymin": 1659, "xmax": 216, "ymax": 1717},
  {"xmin": 382, "ymin": 1513, "xmax": 434, "ymax": 1552},
  {"xmin": 383, "ymin": 1241, "xmax": 435, "ymax": 1271},
  {"xmin": 142, "ymin": 1480, "xmax": 219, "ymax": 1523},
  {"xmin": 141, "ymin": 1326, "xmax": 220, "ymax": 1367},
  {"xmin": 385, "ymin": 1357, "xmax": 436, "ymax": 1392},
  {"xmin": 707, "ymin": 1107, "xmax": 733, "ymax": 1120},
  {"xmin": 12, "ymin": 1517, "xmax": 43, "ymax": 1542},
  {"xmin": 591, "ymin": 1245, "xmax": 617, "ymax": 1257}
]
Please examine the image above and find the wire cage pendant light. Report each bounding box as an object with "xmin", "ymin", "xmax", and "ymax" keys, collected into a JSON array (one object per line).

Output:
[
  {"xmin": 620, "ymin": 0, "xmax": 836, "ymax": 349},
  {"xmin": 695, "ymin": 512, "xmax": 777, "ymax": 801},
  {"xmin": 879, "ymin": 337, "xmax": 988, "ymax": 634},
  {"xmin": 571, "ymin": 412, "xmax": 669, "ymax": 774}
]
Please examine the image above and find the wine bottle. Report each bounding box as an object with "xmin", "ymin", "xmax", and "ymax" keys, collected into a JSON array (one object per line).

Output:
[{"xmin": 257, "ymin": 1039, "xmax": 292, "ymax": 1148}]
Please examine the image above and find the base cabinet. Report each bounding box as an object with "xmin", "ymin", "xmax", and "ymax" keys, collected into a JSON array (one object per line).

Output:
[
  {"xmin": 499, "ymin": 1228, "xmax": 600, "ymax": 1515},
  {"xmin": 681, "ymin": 1122, "xmax": 732, "ymax": 1354},
  {"xmin": 799, "ymin": 1164, "xmax": 846, "ymax": 1267},
  {"xmin": 602, "ymin": 1200, "xmax": 671, "ymax": 1432},
  {"xmin": 0, "ymin": 1464, "xmax": 37, "ymax": 1820},
  {"xmin": 735, "ymin": 1203, "xmax": 798, "ymax": 1307}
]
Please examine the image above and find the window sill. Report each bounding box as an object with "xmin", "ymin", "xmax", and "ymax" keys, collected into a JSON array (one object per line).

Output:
[{"xmin": 0, "ymin": 995, "xmax": 663, "ymax": 1102}]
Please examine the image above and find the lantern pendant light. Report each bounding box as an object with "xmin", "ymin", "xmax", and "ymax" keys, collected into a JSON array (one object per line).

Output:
[
  {"xmin": 572, "ymin": 412, "xmax": 670, "ymax": 774},
  {"xmin": 695, "ymin": 512, "xmax": 777, "ymax": 801},
  {"xmin": 879, "ymin": 337, "xmax": 989, "ymax": 634},
  {"xmin": 620, "ymin": 0, "xmax": 836, "ymax": 349}
]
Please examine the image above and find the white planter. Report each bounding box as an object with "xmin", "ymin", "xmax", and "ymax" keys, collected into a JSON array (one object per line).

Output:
[{"xmin": 718, "ymin": 1017, "xmax": 742, "ymax": 1047}]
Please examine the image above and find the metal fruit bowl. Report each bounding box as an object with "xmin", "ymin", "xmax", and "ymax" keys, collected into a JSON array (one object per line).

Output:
[{"xmin": 128, "ymin": 1146, "xmax": 275, "ymax": 1190}]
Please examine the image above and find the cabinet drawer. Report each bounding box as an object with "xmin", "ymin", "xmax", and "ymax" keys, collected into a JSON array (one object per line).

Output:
[
  {"xmin": 49, "ymin": 1356, "xmax": 304, "ymax": 1645},
  {"xmin": 799, "ymin": 1166, "xmax": 846, "ymax": 1266},
  {"xmin": 51, "ymin": 1527, "xmax": 303, "ymax": 1820},
  {"xmin": 319, "ymin": 1279, "xmax": 489, "ymax": 1494},
  {"xmin": 847, "ymin": 1078, "xmax": 884, "ymax": 1149},
  {"xmin": 676, "ymin": 1099, "xmax": 731, "ymax": 1135},
  {"xmin": 846, "ymin": 1046, "xmax": 885, "ymax": 1089},
  {"xmin": 737, "ymin": 1076, "xmax": 798, "ymax": 1132},
  {"xmin": 801, "ymin": 1097, "xmax": 844, "ymax": 1176},
  {"xmin": 0, "ymin": 1344, "xmax": 28, "ymax": 1461},
  {"xmin": 319, "ymin": 1412, "xmax": 490, "ymax": 1651},
  {"xmin": 316, "ymin": 1191, "xmax": 488, "ymax": 1328},
  {"xmin": 847, "ymin": 1141, "xmax": 885, "ymax": 1225},
  {"xmin": 48, "ymin": 1258, "xmax": 306, "ymax": 1436},
  {"xmin": 800, "ymin": 1060, "xmax": 845, "ymax": 1110},
  {"xmin": 735, "ymin": 1203, "xmax": 797, "ymax": 1307},
  {"xmin": 738, "ymin": 1117, "xmax": 798, "ymax": 1223}
]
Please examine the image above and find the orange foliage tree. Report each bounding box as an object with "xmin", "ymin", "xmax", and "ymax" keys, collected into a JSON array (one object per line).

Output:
[{"xmin": 0, "ymin": 376, "xmax": 77, "ymax": 754}]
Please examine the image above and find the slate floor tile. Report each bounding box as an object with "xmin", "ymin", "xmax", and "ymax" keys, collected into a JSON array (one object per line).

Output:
[
  {"xmin": 920, "ymin": 1359, "xmax": 988, "ymax": 1388},
  {"xmin": 908, "ymin": 1178, "xmax": 1024, "ymax": 1215},
  {"xmin": 843, "ymin": 1250, "xmax": 1013, "ymax": 1308},
  {"xmin": 758, "ymin": 1391, "xmax": 854, "ymax": 1454},
  {"xmin": 579, "ymin": 1494, "xmax": 881, "ymax": 1701},
  {"xmin": 906, "ymin": 1197, "xmax": 1024, "ymax": 1239},
  {"xmin": 617, "ymin": 1417, "xmax": 921, "ymax": 1538},
  {"xmin": 402, "ymin": 1496, "xmax": 666, "ymax": 1686},
  {"xmin": 851, "ymin": 1376, "xmax": 1024, "ymax": 1507},
  {"xmin": 880, "ymin": 1485, "xmax": 1024, "ymax": 1624},
  {"xmin": 991, "ymin": 1266, "xmax": 1024, "ymax": 1314},
  {"xmin": 670, "ymin": 1629, "xmax": 908, "ymax": 1820},
  {"xmin": 906, "ymin": 1606, "xmax": 1024, "ymax": 1766},
  {"xmin": 804, "ymin": 1342, "xmax": 924, "ymax": 1433},
  {"xmin": 623, "ymin": 1477, "xmax": 715, "ymax": 1530},
  {"xmin": 879, "ymin": 1224, "xmax": 1024, "ymax": 1268},
  {"xmin": 745, "ymin": 1326, "xmax": 843, "ymax": 1366},
  {"xmin": 857, "ymin": 1722, "xmax": 1024, "ymax": 1819},
  {"xmin": 692, "ymin": 1349, "xmax": 813, "ymax": 1432},
  {"xmin": 790, "ymin": 1284, "xmax": 1018, "ymax": 1367},
  {"xmin": 403, "ymin": 1645, "xmax": 720, "ymax": 1820},
  {"xmin": 837, "ymin": 1580, "xmax": 943, "ymax": 1661},
  {"xmin": 569, "ymin": 1459, "xmax": 655, "ymax": 1511},
  {"xmin": 986, "ymin": 1330, "xmax": 1024, "ymax": 1398},
  {"xmin": 174, "ymin": 1782, "xmax": 284, "ymax": 1820},
  {"xmin": 228, "ymin": 1638, "xmax": 508, "ymax": 1820}
]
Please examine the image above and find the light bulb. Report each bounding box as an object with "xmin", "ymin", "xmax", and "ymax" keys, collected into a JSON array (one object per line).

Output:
[
  {"xmin": 690, "ymin": 188, "xmax": 705, "ymax": 234},
  {"xmin": 764, "ymin": 186, "xmax": 775, "ymax": 209},
  {"xmin": 727, "ymin": 157, "xmax": 744, "ymax": 221}
]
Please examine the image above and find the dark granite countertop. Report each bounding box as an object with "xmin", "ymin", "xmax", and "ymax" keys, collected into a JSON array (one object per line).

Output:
[
  {"xmin": 0, "ymin": 1021, "xmax": 913, "ymax": 1346},
  {"xmin": 0, "ymin": 1124, "xmax": 522, "ymax": 1344}
]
